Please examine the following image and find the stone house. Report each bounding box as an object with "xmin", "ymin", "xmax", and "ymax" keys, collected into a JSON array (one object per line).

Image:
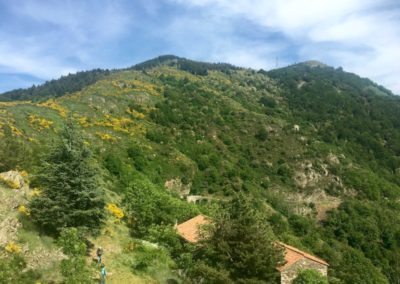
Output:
[
  {"xmin": 277, "ymin": 242, "xmax": 328, "ymax": 284},
  {"xmin": 176, "ymin": 215, "xmax": 328, "ymax": 283}
]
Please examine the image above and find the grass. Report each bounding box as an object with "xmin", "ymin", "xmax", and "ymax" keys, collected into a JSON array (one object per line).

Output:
[
  {"xmin": 88, "ymin": 217, "xmax": 179, "ymax": 283},
  {"xmin": 0, "ymin": 183, "xmax": 64, "ymax": 282}
]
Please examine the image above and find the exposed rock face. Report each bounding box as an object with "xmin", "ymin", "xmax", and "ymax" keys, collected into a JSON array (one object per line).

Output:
[
  {"xmin": 284, "ymin": 190, "xmax": 341, "ymax": 220},
  {"xmin": 0, "ymin": 171, "xmax": 27, "ymax": 246},
  {"xmin": 294, "ymin": 161, "xmax": 321, "ymax": 189},
  {"xmin": 0, "ymin": 170, "xmax": 66, "ymax": 271},
  {"xmin": 294, "ymin": 160, "xmax": 344, "ymax": 195},
  {"xmin": 164, "ymin": 178, "xmax": 191, "ymax": 197},
  {"xmin": 0, "ymin": 217, "xmax": 21, "ymax": 246},
  {"xmin": 0, "ymin": 170, "xmax": 25, "ymax": 189},
  {"xmin": 327, "ymin": 153, "xmax": 340, "ymax": 165}
]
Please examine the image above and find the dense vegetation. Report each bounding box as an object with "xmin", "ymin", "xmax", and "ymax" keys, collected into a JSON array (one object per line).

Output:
[
  {"xmin": 293, "ymin": 269, "xmax": 328, "ymax": 284},
  {"xmin": 190, "ymin": 194, "xmax": 284, "ymax": 283},
  {"xmin": 30, "ymin": 121, "xmax": 105, "ymax": 235},
  {"xmin": 0, "ymin": 56, "xmax": 399, "ymax": 283},
  {"xmin": 267, "ymin": 63, "xmax": 400, "ymax": 283},
  {"xmin": 132, "ymin": 54, "xmax": 241, "ymax": 75},
  {"xmin": 0, "ymin": 69, "xmax": 110, "ymax": 101}
]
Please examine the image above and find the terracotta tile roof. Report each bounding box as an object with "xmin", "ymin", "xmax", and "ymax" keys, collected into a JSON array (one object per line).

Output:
[
  {"xmin": 277, "ymin": 242, "xmax": 328, "ymax": 271},
  {"xmin": 176, "ymin": 214, "xmax": 210, "ymax": 243}
]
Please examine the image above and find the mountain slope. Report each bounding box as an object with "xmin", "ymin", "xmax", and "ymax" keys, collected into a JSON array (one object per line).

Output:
[
  {"xmin": 0, "ymin": 57, "xmax": 399, "ymax": 283},
  {"xmin": 0, "ymin": 69, "xmax": 110, "ymax": 102}
]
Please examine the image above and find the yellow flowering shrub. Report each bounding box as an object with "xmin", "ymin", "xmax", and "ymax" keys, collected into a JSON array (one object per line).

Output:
[
  {"xmin": 110, "ymin": 79, "xmax": 161, "ymax": 96},
  {"xmin": 0, "ymin": 176, "xmax": 20, "ymax": 189},
  {"xmin": 20, "ymin": 170, "xmax": 29, "ymax": 184},
  {"xmin": 126, "ymin": 108, "xmax": 145, "ymax": 119},
  {"xmin": 20, "ymin": 170, "xmax": 28, "ymax": 178},
  {"xmin": 94, "ymin": 116, "xmax": 133, "ymax": 133},
  {"xmin": 29, "ymin": 114, "xmax": 53, "ymax": 129},
  {"xmin": 18, "ymin": 205, "xmax": 30, "ymax": 216},
  {"xmin": 0, "ymin": 101, "xmax": 31, "ymax": 107},
  {"xmin": 5, "ymin": 242, "xmax": 21, "ymax": 253},
  {"xmin": 10, "ymin": 125, "xmax": 22, "ymax": 136},
  {"xmin": 106, "ymin": 203, "xmax": 124, "ymax": 219},
  {"xmin": 37, "ymin": 99, "xmax": 67, "ymax": 117},
  {"xmin": 78, "ymin": 116, "xmax": 90, "ymax": 127},
  {"xmin": 96, "ymin": 132, "xmax": 117, "ymax": 142},
  {"xmin": 128, "ymin": 80, "xmax": 161, "ymax": 96},
  {"xmin": 31, "ymin": 188, "xmax": 42, "ymax": 197}
]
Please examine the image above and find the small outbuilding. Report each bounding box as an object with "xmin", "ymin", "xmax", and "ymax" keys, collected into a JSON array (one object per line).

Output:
[
  {"xmin": 176, "ymin": 215, "xmax": 329, "ymax": 284},
  {"xmin": 277, "ymin": 242, "xmax": 328, "ymax": 284}
]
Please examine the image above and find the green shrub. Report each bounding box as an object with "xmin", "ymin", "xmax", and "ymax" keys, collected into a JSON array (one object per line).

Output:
[
  {"xmin": 58, "ymin": 228, "xmax": 91, "ymax": 284},
  {"xmin": 293, "ymin": 269, "xmax": 328, "ymax": 284},
  {"xmin": 124, "ymin": 179, "xmax": 199, "ymax": 236},
  {"xmin": 132, "ymin": 245, "xmax": 171, "ymax": 273},
  {"xmin": 0, "ymin": 253, "xmax": 40, "ymax": 284}
]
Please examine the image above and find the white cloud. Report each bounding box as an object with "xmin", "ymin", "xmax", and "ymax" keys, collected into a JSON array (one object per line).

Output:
[
  {"xmin": 10, "ymin": 1, "xmax": 131, "ymax": 42},
  {"xmin": 0, "ymin": 0, "xmax": 132, "ymax": 81},
  {"xmin": 170, "ymin": 0, "xmax": 400, "ymax": 93},
  {"xmin": 1, "ymin": 0, "xmax": 399, "ymax": 94},
  {"xmin": 0, "ymin": 41, "xmax": 76, "ymax": 79}
]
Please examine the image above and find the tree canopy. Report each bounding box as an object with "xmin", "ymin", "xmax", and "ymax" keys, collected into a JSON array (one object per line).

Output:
[
  {"xmin": 30, "ymin": 121, "xmax": 105, "ymax": 235},
  {"xmin": 191, "ymin": 194, "xmax": 284, "ymax": 283}
]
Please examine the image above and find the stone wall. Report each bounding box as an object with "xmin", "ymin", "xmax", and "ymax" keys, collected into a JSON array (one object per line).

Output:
[{"xmin": 280, "ymin": 258, "xmax": 327, "ymax": 284}]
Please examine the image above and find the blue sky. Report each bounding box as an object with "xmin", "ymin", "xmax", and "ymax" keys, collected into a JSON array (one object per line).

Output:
[{"xmin": 0, "ymin": 0, "xmax": 399, "ymax": 93}]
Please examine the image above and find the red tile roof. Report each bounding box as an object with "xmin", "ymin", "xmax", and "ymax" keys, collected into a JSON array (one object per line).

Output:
[
  {"xmin": 176, "ymin": 214, "xmax": 210, "ymax": 243},
  {"xmin": 176, "ymin": 216, "xmax": 328, "ymax": 271},
  {"xmin": 277, "ymin": 242, "xmax": 328, "ymax": 271}
]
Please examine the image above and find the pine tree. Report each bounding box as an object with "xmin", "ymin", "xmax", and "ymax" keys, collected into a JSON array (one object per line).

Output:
[
  {"xmin": 195, "ymin": 194, "xmax": 284, "ymax": 283},
  {"xmin": 30, "ymin": 121, "xmax": 105, "ymax": 235}
]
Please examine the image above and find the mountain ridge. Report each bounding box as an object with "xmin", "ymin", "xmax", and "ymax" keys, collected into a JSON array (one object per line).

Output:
[
  {"xmin": 2, "ymin": 55, "xmax": 393, "ymax": 102},
  {"xmin": 0, "ymin": 55, "xmax": 399, "ymax": 283}
]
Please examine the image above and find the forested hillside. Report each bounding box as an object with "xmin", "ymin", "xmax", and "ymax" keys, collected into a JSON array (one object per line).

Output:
[
  {"xmin": 0, "ymin": 69, "xmax": 110, "ymax": 102},
  {"xmin": 0, "ymin": 56, "xmax": 399, "ymax": 283}
]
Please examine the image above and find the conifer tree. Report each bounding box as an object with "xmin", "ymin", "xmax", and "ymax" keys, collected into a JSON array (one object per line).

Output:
[
  {"xmin": 194, "ymin": 194, "xmax": 284, "ymax": 283},
  {"xmin": 30, "ymin": 120, "xmax": 105, "ymax": 235}
]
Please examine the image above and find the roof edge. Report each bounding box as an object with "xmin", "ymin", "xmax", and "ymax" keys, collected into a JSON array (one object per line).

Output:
[{"xmin": 277, "ymin": 242, "xmax": 329, "ymax": 267}]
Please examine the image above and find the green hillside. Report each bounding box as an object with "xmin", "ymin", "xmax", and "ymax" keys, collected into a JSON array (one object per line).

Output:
[{"xmin": 0, "ymin": 56, "xmax": 399, "ymax": 283}]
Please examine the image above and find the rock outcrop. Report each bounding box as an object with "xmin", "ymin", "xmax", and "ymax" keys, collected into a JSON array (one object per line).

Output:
[{"xmin": 0, "ymin": 170, "xmax": 26, "ymax": 189}]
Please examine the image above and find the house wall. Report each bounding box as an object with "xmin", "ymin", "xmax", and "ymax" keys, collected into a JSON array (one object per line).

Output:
[{"xmin": 280, "ymin": 258, "xmax": 327, "ymax": 284}]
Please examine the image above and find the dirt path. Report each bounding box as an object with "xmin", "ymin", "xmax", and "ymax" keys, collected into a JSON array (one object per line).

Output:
[{"xmin": 89, "ymin": 219, "xmax": 154, "ymax": 284}]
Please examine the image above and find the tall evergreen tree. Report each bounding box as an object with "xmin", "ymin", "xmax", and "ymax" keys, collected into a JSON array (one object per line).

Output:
[
  {"xmin": 30, "ymin": 120, "xmax": 105, "ymax": 235},
  {"xmin": 194, "ymin": 194, "xmax": 284, "ymax": 283}
]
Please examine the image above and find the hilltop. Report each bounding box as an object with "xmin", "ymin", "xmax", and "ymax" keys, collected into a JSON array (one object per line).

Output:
[{"xmin": 0, "ymin": 56, "xmax": 399, "ymax": 283}]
